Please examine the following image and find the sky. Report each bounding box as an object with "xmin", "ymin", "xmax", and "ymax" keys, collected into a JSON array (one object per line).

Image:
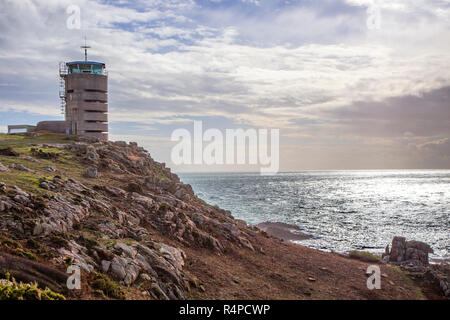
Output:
[{"xmin": 0, "ymin": 0, "xmax": 449, "ymax": 172}]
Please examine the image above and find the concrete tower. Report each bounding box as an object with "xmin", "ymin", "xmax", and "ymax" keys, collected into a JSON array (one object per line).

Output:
[{"xmin": 59, "ymin": 44, "xmax": 108, "ymax": 141}]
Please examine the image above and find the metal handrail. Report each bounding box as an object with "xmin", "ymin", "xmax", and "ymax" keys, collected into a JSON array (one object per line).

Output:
[{"xmin": 60, "ymin": 62, "xmax": 107, "ymax": 76}]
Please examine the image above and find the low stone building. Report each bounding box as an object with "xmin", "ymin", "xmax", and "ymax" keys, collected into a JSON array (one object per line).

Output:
[{"xmin": 36, "ymin": 121, "xmax": 69, "ymax": 134}]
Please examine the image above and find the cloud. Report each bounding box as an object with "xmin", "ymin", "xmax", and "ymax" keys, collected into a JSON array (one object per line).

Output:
[
  {"xmin": 0, "ymin": 0, "xmax": 449, "ymax": 170},
  {"xmin": 319, "ymin": 86, "xmax": 450, "ymax": 138},
  {"xmin": 418, "ymin": 138, "xmax": 450, "ymax": 157}
]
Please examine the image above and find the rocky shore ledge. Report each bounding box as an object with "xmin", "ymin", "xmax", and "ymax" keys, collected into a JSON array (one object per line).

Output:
[
  {"xmin": 0, "ymin": 133, "xmax": 448, "ymax": 300},
  {"xmin": 255, "ymin": 222, "xmax": 313, "ymax": 241}
]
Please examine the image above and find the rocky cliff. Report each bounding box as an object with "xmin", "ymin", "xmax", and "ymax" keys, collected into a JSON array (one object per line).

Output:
[{"xmin": 0, "ymin": 133, "xmax": 446, "ymax": 300}]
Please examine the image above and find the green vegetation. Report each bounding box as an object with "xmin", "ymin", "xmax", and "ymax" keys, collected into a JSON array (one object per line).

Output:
[
  {"xmin": 1, "ymin": 237, "xmax": 38, "ymax": 261},
  {"xmin": 26, "ymin": 238, "xmax": 42, "ymax": 249},
  {"xmin": 0, "ymin": 133, "xmax": 85, "ymax": 194},
  {"xmin": 0, "ymin": 164, "xmax": 41, "ymax": 192},
  {"xmin": 393, "ymin": 266, "xmax": 426, "ymax": 300},
  {"xmin": 101, "ymin": 239, "xmax": 117, "ymax": 248},
  {"xmin": 123, "ymin": 239, "xmax": 135, "ymax": 246},
  {"xmin": 0, "ymin": 133, "xmax": 77, "ymax": 148},
  {"xmin": 1, "ymin": 237, "xmax": 20, "ymax": 248},
  {"xmin": 91, "ymin": 273, "xmax": 125, "ymax": 299},
  {"xmin": 30, "ymin": 147, "xmax": 61, "ymax": 159},
  {"xmin": 14, "ymin": 248, "xmax": 37, "ymax": 261},
  {"xmin": 348, "ymin": 250, "xmax": 381, "ymax": 263},
  {"xmin": 0, "ymin": 273, "xmax": 65, "ymax": 300}
]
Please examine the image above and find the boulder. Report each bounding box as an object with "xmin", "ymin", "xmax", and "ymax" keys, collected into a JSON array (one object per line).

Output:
[
  {"xmin": 406, "ymin": 240, "xmax": 433, "ymax": 254},
  {"xmin": 39, "ymin": 181, "xmax": 50, "ymax": 190},
  {"xmin": 9, "ymin": 163, "xmax": 33, "ymax": 172},
  {"xmin": 139, "ymin": 273, "xmax": 151, "ymax": 282},
  {"xmin": 13, "ymin": 194, "xmax": 29, "ymax": 205},
  {"xmin": 33, "ymin": 222, "xmax": 53, "ymax": 236},
  {"xmin": 110, "ymin": 255, "xmax": 141, "ymax": 286},
  {"xmin": 45, "ymin": 165, "xmax": 57, "ymax": 172},
  {"xmin": 85, "ymin": 145, "xmax": 99, "ymax": 161},
  {"xmin": 111, "ymin": 256, "xmax": 127, "ymax": 280},
  {"xmin": 155, "ymin": 243, "xmax": 185, "ymax": 271},
  {"xmin": 57, "ymin": 244, "xmax": 94, "ymax": 273},
  {"xmin": 387, "ymin": 237, "xmax": 433, "ymax": 266},
  {"xmin": 13, "ymin": 186, "xmax": 29, "ymax": 197},
  {"xmin": 0, "ymin": 162, "xmax": 9, "ymax": 172},
  {"xmin": 25, "ymin": 156, "xmax": 38, "ymax": 163},
  {"xmin": 389, "ymin": 236, "xmax": 406, "ymax": 262},
  {"xmin": 84, "ymin": 167, "xmax": 98, "ymax": 178},
  {"xmin": 101, "ymin": 260, "xmax": 111, "ymax": 273},
  {"xmin": 405, "ymin": 240, "xmax": 433, "ymax": 265},
  {"xmin": 114, "ymin": 242, "xmax": 138, "ymax": 259},
  {"xmin": 123, "ymin": 263, "xmax": 140, "ymax": 286}
]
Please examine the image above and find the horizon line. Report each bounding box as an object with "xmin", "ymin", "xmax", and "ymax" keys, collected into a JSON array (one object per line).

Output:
[{"xmin": 175, "ymin": 168, "xmax": 450, "ymax": 174}]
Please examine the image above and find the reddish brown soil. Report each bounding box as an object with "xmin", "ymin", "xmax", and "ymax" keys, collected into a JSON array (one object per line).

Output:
[{"xmin": 184, "ymin": 233, "xmax": 427, "ymax": 300}]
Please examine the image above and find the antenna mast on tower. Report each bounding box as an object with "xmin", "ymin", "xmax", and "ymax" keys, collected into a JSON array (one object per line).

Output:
[{"xmin": 80, "ymin": 37, "xmax": 91, "ymax": 61}]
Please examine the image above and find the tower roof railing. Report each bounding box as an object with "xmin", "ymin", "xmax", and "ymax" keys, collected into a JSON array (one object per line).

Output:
[
  {"xmin": 66, "ymin": 61, "xmax": 105, "ymax": 66},
  {"xmin": 60, "ymin": 61, "xmax": 107, "ymax": 76}
]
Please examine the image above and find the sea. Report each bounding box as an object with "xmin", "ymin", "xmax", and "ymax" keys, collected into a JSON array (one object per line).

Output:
[{"xmin": 179, "ymin": 170, "xmax": 450, "ymax": 259}]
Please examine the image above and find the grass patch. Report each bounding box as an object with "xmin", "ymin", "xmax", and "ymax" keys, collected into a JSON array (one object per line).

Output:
[
  {"xmin": 1, "ymin": 238, "xmax": 38, "ymax": 261},
  {"xmin": 0, "ymin": 133, "xmax": 77, "ymax": 146},
  {"xmin": 26, "ymin": 238, "xmax": 42, "ymax": 250},
  {"xmin": 30, "ymin": 148, "xmax": 61, "ymax": 159},
  {"xmin": 14, "ymin": 248, "xmax": 37, "ymax": 261},
  {"xmin": 348, "ymin": 250, "xmax": 381, "ymax": 263},
  {"xmin": 1, "ymin": 237, "xmax": 21, "ymax": 248},
  {"xmin": 91, "ymin": 273, "xmax": 125, "ymax": 299},
  {"xmin": 1, "ymin": 133, "xmax": 117, "ymax": 191},
  {"xmin": 101, "ymin": 239, "xmax": 117, "ymax": 248},
  {"xmin": 392, "ymin": 266, "xmax": 426, "ymax": 300},
  {"xmin": 0, "ymin": 273, "xmax": 65, "ymax": 300},
  {"xmin": 0, "ymin": 168, "xmax": 43, "ymax": 194}
]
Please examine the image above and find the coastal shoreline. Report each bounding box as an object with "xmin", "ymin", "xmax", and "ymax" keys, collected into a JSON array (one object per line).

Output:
[{"xmin": 256, "ymin": 221, "xmax": 449, "ymax": 264}]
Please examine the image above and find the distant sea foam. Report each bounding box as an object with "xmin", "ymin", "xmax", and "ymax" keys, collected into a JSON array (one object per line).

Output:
[{"xmin": 179, "ymin": 170, "xmax": 450, "ymax": 259}]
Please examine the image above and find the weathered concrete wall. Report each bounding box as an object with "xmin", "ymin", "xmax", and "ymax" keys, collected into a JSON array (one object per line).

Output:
[
  {"xmin": 7, "ymin": 125, "xmax": 36, "ymax": 133},
  {"xmin": 83, "ymin": 132, "xmax": 108, "ymax": 141},
  {"xmin": 82, "ymin": 91, "xmax": 107, "ymax": 102},
  {"xmin": 65, "ymin": 73, "xmax": 108, "ymax": 141},
  {"xmin": 36, "ymin": 121, "xmax": 69, "ymax": 134},
  {"xmin": 83, "ymin": 112, "xmax": 108, "ymax": 122},
  {"xmin": 83, "ymin": 102, "xmax": 108, "ymax": 112},
  {"xmin": 66, "ymin": 74, "xmax": 107, "ymax": 92}
]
